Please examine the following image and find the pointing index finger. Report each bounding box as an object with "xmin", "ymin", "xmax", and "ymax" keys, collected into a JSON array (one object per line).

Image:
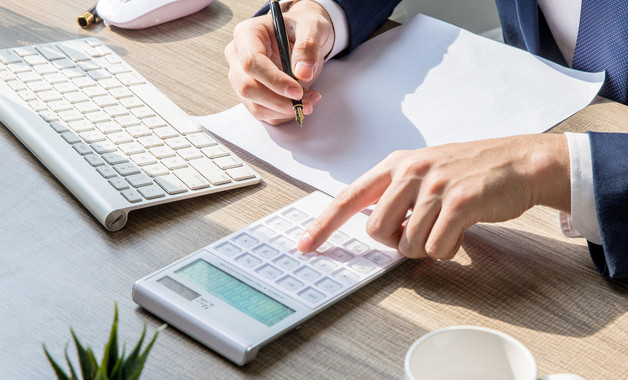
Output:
[{"xmin": 298, "ymin": 167, "xmax": 392, "ymax": 252}]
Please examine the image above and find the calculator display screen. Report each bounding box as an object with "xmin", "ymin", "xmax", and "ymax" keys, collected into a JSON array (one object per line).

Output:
[{"xmin": 176, "ymin": 259, "xmax": 295, "ymax": 327}]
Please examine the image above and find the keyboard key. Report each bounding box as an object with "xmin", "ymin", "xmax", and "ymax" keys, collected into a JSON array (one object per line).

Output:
[
  {"xmin": 142, "ymin": 116, "xmax": 167, "ymax": 129},
  {"xmin": 165, "ymin": 137, "xmax": 190, "ymax": 150},
  {"xmin": 177, "ymin": 147, "xmax": 203, "ymax": 161},
  {"xmin": 73, "ymin": 142, "xmax": 92, "ymax": 155},
  {"xmin": 59, "ymin": 110, "xmax": 84, "ymax": 123},
  {"xmin": 84, "ymin": 153, "xmax": 105, "ymax": 167},
  {"xmin": 189, "ymin": 158, "xmax": 231, "ymax": 185},
  {"xmin": 121, "ymin": 189, "xmax": 142, "ymax": 203},
  {"xmin": 187, "ymin": 133, "xmax": 217, "ymax": 148},
  {"xmin": 109, "ymin": 176, "xmax": 129, "ymax": 190},
  {"xmin": 80, "ymin": 130, "xmax": 106, "ymax": 143},
  {"xmin": 213, "ymin": 156, "xmax": 242, "ymax": 170},
  {"xmin": 153, "ymin": 126, "xmax": 179, "ymax": 140},
  {"xmin": 35, "ymin": 45, "xmax": 65, "ymax": 61},
  {"xmin": 113, "ymin": 162, "xmax": 141, "ymax": 176},
  {"xmin": 138, "ymin": 135, "xmax": 163, "ymax": 148},
  {"xmin": 162, "ymin": 156, "xmax": 188, "ymax": 170},
  {"xmin": 126, "ymin": 173, "xmax": 153, "ymax": 187},
  {"xmin": 226, "ymin": 167, "xmax": 253, "ymax": 182},
  {"xmin": 0, "ymin": 50, "xmax": 22, "ymax": 64},
  {"xmin": 138, "ymin": 184, "xmax": 165, "ymax": 200},
  {"xmin": 49, "ymin": 121, "xmax": 69, "ymax": 133},
  {"xmin": 24, "ymin": 55, "xmax": 48, "ymax": 66},
  {"xmin": 119, "ymin": 142, "xmax": 144, "ymax": 155},
  {"xmin": 95, "ymin": 121, "xmax": 122, "ymax": 134},
  {"xmin": 142, "ymin": 163, "xmax": 169, "ymax": 178},
  {"xmin": 201, "ymin": 145, "xmax": 230, "ymax": 158},
  {"xmin": 154, "ymin": 174, "xmax": 188, "ymax": 194},
  {"xmin": 93, "ymin": 95, "xmax": 117, "ymax": 107},
  {"xmin": 60, "ymin": 131, "xmax": 81, "ymax": 144},
  {"xmin": 102, "ymin": 152, "xmax": 129, "ymax": 165},
  {"xmin": 57, "ymin": 41, "xmax": 92, "ymax": 62},
  {"xmin": 96, "ymin": 165, "xmax": 117, "ymax": 178},
  {"xmin": 130, "ymin": 152, "xmax": 157, "ymax": 167},
  {"xmin": 249, "ymin": 225, "xmax": 275, "ymax": 240},
  {"xmin": 149, "ymin": 146, "xmax": 176, "ymax": 159},
  {"xmin": 173, "ymin": 167, "xmax": 210, "ymax": 190}
]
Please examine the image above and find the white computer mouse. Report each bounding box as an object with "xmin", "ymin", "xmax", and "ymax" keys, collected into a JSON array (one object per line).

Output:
[{"xmin": 96, "ymin": 0, "xmax": 214, "ymax": 29}]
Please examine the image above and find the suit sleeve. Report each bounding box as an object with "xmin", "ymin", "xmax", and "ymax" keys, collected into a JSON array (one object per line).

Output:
[
  {"xmin": 587, "ymin": 131, "xmax": 628, "ymax": 278},
  {"xmin": 256, "ymin": 1, "xmax": 401, "ymax": 53},
  {"xmin": 333, "ymin": 0, "xmax": 402, "ymax": 53}
]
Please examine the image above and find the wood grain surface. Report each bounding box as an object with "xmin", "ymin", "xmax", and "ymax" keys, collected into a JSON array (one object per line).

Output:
[{"xmin": 1, "ymin": 1, "xmax": 627, "ymax": 379}]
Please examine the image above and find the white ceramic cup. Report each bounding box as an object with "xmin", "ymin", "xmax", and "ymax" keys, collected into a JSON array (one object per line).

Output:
[{"xmin": 404, "ymin": 326, "xmax": 585, "ymax": 380}]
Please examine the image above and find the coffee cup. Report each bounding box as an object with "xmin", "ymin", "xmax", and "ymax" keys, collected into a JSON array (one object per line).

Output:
[{"xmin": 404, "ymin": 326, "xmax": 585, "ymax": 380}]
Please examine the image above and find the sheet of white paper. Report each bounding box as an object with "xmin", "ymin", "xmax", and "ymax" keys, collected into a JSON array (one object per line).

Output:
[{"xmin": 194, "ymin": 14, "xmax": 604, "ymax": 198}]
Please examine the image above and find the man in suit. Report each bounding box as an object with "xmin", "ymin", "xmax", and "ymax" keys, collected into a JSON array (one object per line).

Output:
[{"xmin": 224, "ymin": 0, "xmax": 628, "ymax": 278}]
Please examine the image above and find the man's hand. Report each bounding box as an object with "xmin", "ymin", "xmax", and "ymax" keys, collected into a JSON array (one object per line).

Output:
[
  {"xmin": 225, "ymin": 1, "xmax": 334, "ymax": 125},
  {"xmin": 298, "ymin": 134, "xmax": 571, "ymax": 259}
]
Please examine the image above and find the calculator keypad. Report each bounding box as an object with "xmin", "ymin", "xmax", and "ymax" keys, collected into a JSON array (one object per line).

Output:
[{"xmin": 207, "ymin": 205, "xmax": 402, "ymax": 308}]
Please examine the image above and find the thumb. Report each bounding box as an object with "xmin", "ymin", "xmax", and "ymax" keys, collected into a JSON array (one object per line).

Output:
[{"xmin": 290, "ymin": 18, "xmax": 333, "ymax": 83}]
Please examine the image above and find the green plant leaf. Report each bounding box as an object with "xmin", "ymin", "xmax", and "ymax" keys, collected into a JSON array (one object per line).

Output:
[
  {"xmin": 64, "ymin": 344, "xmax": 79, "ymax": 380},
  {"xmin": 71, "ymin": 329, "xmax": 99, "ymax": 380},
  {"xmin": 126, "ymin": 324, "xmax": 166, "ymax": 380},
  {"xmin": 101, "ymin": 304, "xmax": 119, "ymax": 375},
  {"xmin": 42, "ymin": 344, "xmax": 70, "ymax": 380},
  {"xmin": 120, "ymin": 325, "xmax": 146, "ymax": 377}
]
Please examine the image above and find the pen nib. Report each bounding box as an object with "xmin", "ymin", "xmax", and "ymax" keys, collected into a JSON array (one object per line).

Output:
[{"xmin": 294, "ymin": 105, "xmax": 304, "ymax": 127}]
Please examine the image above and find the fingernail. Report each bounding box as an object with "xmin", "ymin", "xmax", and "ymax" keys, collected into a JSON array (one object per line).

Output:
[
  {"xmin": 297, "ymin": 231, "xmax": 313, "ymax": 252},
  {"xmin": 285, "ymin": 86, "xmax": 301, "ymax": 99},
  {"xmin": 294, "ymin": 61, "xmax": 315, "ymax": 81},
  {"xmin": 308, "ymin": 91, "xmax": 322, "ymax": 105}
]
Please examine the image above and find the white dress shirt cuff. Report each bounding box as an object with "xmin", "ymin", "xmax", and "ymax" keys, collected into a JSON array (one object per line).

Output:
[
  {"xmin": 311, "ymin": 0, "xmax": 349, "ymax": 60},
  {"xmin": 559, "ymin": 132, "xmax": 603, "ymax": 245}
]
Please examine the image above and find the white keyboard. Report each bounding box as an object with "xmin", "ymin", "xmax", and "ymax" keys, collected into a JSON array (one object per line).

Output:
[
  {"xmin": 0, "ymin": 38, "xmax": 261, "ymax": 231},
  {"xmin": 133, "ymin": 191, "xmax": 406, "ymax": 364}
]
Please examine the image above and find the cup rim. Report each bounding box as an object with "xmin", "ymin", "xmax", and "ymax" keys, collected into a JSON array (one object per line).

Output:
[{"xmin": 404, "ymin": 325, "xmax": 538, "ymax": 380}]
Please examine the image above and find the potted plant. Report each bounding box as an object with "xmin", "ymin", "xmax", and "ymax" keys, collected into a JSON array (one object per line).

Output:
[{"xmin": 43, "ymin": 304, "xmax": 166, "ymax": 380}]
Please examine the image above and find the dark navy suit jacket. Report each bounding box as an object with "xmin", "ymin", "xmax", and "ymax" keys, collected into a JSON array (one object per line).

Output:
[{"xmin": 256, "ymin": 0, "xmax": 628, "ymax": 277}]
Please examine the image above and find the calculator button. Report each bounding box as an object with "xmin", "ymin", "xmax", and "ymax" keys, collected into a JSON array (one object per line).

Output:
[
  {"xmin": 285, "ymin": 226, "xmax": 304, "ymax": 241},
  {"xmin": 347, "ymin": 257, "xmax": 378, "ymax": 275},
  {"xmin": 315, "ymin": 277, "xmax": 343, "ymax": 294},
  {"xmin": 326, "ymin": 247, "xmax": 355, "ymax": 263},
  {"xmin": 310, "ymin": 257, "xmax": 340, "ymax": 273},
  {"xmin": 251, "ymin": 244, "xmax": 279, "ymax": 260},
  {"xmin": 281, "ymin": 207, "xmax": 308, "ymax": 223},
  {"xmin": 344, "ymin": 238, "xmax": 370, "ymax": 255},
  {"xmin": 213, "ymin": 242, "xmax": 242, "ymax": 258},
  {"xmin": 329, "ymin": 230, "xmax": 350, "ymax": 245},
  {"xmin": 364, "ymin": 250, "xmax": 393, "ymax": 266},
  {"xmin": 276, "ymin": 275, "xmax": 304, "ymax": 292},
  {"xmin": 232, "ymin": 233, "xmax": 259, "ymax": 249},
  {"xmin": 300, "ymin": 216, "xmax": 315, "ymax": 227},
  {"xmin": 268, "ymin": 235, "xmax": 295, "ymax": 251},
  {"xmin": 290, "ymin": 249, "xmax": 317, "ymax": 261},
  {"xmin": 273, "ymin": 254, "xmax": 300, "ymax": 271},
  {"xmin": 249, "ymin": 224, "xmax": 276, "ymax": 240},
  {"xmin": 332, "ymin": 269, "xmax": 360, "ymax": 286},
  {"xmin": 293, "ymin": 266, "xmax": 322, "ymax": 282},
  {"xmin": 298, "ymin": 287, "xmax": 326, "ymax": 305},
  {"xmin": 235, "ymin": 253, "xmax": 262, "ymax": 269},
  {"xmin": 265, "ymin": 215, "xmax": 292, "ymax": 231},
  {"xmin": 255, "ymin": 264, "xmax": 283, "ymax": 280},
  {"xmin": 315, "ymin": 241, "xmax": 333, "ymax": 254}
]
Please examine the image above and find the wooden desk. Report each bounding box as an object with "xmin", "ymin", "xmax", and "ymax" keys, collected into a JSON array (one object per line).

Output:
[{"xmin": 2, "ymin": 1, "xmax": 628, "ymax": 378}]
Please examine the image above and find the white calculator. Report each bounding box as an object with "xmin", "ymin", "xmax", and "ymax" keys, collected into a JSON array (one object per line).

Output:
[{"xmin": 132, "ymin": 191, "xmax": 405, "ymax": 365}]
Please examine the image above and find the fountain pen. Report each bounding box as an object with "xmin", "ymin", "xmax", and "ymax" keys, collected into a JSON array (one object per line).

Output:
[{"xmin": 269, "ymin": 0, "xmax": 304, "ymax": 126}]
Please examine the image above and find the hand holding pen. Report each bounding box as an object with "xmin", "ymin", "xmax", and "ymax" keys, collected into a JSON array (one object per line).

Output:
[{"xmin": 224, "ymin": 0, "xmax": 334, "ymax": 125}]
